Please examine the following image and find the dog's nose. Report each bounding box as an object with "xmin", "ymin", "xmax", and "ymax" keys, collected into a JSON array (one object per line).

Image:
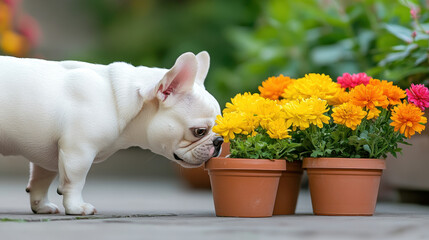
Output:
[
  {"xmin": 213, "ymin": 137, "xmax": 223, "ymax": 148},
  {"xmin": 212, "ymin": 137, "xmax": 224, "ymax": 158}
]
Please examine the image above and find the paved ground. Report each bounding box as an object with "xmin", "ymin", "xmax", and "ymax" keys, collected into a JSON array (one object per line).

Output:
[{"xmin": 1, "ymin": 177, "xmax": 429, "ymax": 240}]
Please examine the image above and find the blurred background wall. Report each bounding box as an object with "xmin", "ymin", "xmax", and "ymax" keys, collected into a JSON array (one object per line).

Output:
[{"xmin": 1, "ymin": 0, "xmax": 429, "ymax": 188}]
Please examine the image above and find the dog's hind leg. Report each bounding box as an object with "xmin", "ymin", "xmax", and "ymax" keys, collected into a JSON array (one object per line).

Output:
[
  {"xmin": 57, "ymin": 143, "xmax": 96, "ymax": 215},
  {"xmin": 26, "ymin": 163, "xmax": 59, "ymax": 214}
]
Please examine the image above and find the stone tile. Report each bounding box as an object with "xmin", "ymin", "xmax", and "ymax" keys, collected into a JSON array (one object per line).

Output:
[{"xmin": 1, "ymin": 178, "xmax": 429, "ymax": 240}]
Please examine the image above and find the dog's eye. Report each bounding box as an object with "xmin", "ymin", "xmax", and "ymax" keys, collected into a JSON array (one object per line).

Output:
[{"xmin": 192, "ymin": 128, "xmax": 207, "ymax": 137}]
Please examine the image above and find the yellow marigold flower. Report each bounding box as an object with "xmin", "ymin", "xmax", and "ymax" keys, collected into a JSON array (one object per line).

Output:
[
  {"xmin": 212, "ymin": 113, "xmax": 246, "ymax": 143},
  {"xmin": 369, "ymin": 79, "xmax": 406, "ymax": 106},
  {"xmin": 223, "ymin": 92, "xmax": 261, "ymax": 115},
  {"xmin": 281, "ymin": 97, "xmax": 330, "ymax": 130},
  {"xmin": 254, "ymin": 97, "xmax": 282, "ymax": 128},
  {"xmin": 390, "ymin": 101, "xmax": 427, "ymax": 138},
  {"xmin": 278, "ymin": 99, "xmax": 290, "ymax": 105},
  {"xmin": 281, "ymin": 99, "xmax": 311, "ymax": 130},
  {"xmin": 282, "ymin": 73, "xmax": 342, "ymax": 105},
  {"xmin": 0, "ymin": 30, "xmax": 27, "ymax": 57},
  {"xmin": 240, "ymin": 112, "xmax": 260, "ymax": 136},
  {"xmin": 265, "ymin": 119, "xmax": 291, "ymax": 139},
  {"xmin": 367, "ymin": 108, "xmax": 381, "ymax": 120},
  {"xmin": 330, "ymin": 88, "xmax": 351, "ymax": 106},
  {"xmin": 223, "ymin": 94, "xmax": 286, "ymax": 133},
  {"xmin": 304, "ymin": 97, "xmax": 331, "ymax": 128},
  {"xmin": 332, "ymin": 103, "xmax": 367, "ymax": 130},
  {"xmin": 259, "ymin": 74, "xmax": 294, "ymax": 100}
]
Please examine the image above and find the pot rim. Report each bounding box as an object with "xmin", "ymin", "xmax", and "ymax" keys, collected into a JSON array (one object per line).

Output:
[
  {"xmin": 205, "ymin": 157, "xmax": 287, "ymax": 171},
  {"xmin": 303, "ymin": 157, "xmax": 386, "ymax": 170}
]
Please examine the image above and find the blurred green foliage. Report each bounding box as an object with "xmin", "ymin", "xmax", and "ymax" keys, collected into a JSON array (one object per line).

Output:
[
  {"xmin": 75, "ymin": 0, "xmax": 429, "ymax": 108},
  {"xmin": 370, "ymin": 0, "xmax": 429, "ymax": 89}
]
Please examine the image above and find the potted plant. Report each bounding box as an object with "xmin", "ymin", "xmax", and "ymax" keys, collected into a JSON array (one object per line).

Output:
[
  {"xmin": 278, "ymin": 72, "xmax": 427, "ymax": 216},
  {"xmin": 206, "ymin": 80, "xmax": 304, "ymax": 217},
  {"xmin": 258, "ymin": 75, "xmax": 304, "ymax": 215}
]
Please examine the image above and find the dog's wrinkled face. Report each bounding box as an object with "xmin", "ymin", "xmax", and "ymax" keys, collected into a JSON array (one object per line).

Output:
[{"xmin": 145, "ymin": 52, "xmax": 222, "ymax": 167}]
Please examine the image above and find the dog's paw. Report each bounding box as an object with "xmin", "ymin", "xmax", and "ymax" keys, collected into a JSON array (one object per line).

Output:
[
  {"xmin": 65, "ymin": 202, "xmax": 97, "ymax": 215},
  {"xmin": 31, "ymin": 201, "xmax": 60, "ymax": 214}
]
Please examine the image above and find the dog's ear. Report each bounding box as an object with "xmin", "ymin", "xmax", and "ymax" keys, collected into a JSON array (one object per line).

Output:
[
  {"xmin": 195, "ymin": 51, "xmax": 210, "ymax": 87},
  {"xmin": 155, "ymin": 52, "xmax": 198, "ymax": 102}
]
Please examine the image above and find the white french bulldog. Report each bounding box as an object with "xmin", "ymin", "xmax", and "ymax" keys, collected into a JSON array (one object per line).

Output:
[{"xmin": 0, "ymin": 51, "xmax": 222, "ymax": 215}]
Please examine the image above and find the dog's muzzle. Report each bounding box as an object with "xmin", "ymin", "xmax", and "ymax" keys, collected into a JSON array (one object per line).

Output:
[{"xmin": 174, "ymin": 137, "xmax": 224, "ymax": 162}]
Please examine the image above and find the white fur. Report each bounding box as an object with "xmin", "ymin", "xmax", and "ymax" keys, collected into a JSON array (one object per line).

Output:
[{"xmin": 0, "ymin": 52, "xmax": 221, "ymax": 215}]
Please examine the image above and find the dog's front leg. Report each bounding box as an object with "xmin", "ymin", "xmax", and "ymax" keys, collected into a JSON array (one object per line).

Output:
[{"xmin": 58, "ymin": 144, "xmax": 96, "ymax": 215}]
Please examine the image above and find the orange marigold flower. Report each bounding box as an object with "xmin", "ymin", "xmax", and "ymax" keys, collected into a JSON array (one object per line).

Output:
[
  {"xmin": 349, "ymin": 84, "xmax": 389, "ymax": 111},
  {"xmin": 259, "ymin": 74, "xmax": 294, "ymax": 100},
  {"xmin": 390, "ymin": 101, "xmax": 427, "ymax": 138},
  {"xmin": 0, "ymin": 3, "xmax": 11, "ymax": 32},
  {"xmin": 369, "ymin": 79, "xmax": 406, "ymax": 106},
  {"xmin": 332, "ymin": 102, "xmax": 367, "ymax": 130}
]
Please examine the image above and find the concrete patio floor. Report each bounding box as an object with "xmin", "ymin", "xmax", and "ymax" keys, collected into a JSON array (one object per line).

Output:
[{"xmin": 1, "ymin": 176, "xmax": 429, "ymax": 240}]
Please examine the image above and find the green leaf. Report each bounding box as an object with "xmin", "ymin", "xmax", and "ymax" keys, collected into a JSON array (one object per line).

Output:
[
  {"xmin": 311, "ymin": 40, "xmax": 353, "ymax": 65},
  {"xmin": 379, "ymin": 44, "xmax": 418, "ymax": 66},
  {"xmin": 386, "ymin": 67, "xmax": 429, "ymax": 81},
  {"xmin": 363, "ymin": 144, "xmax": 371, "ymax": 154},
  {"xmin": 357, "ymin": 30, "xmax": 376, "ymax": 54},
  {"xmin": 385, "ymin": 24, "xmax": 413, "ymax": 42},
  {"xmin": 415, "ymin": 33, "xmax": 429, "ymax": 41},
  {"xmin": 359, "ymin": 130, "xmax": 369, "ymax": 140},
  {"xmin": 414, "ymin": 52, "xmax": 428, "ymax": 66},
  {"xmin": 310, "ymin": 150, "xmax": 324, "ymax": 158}
]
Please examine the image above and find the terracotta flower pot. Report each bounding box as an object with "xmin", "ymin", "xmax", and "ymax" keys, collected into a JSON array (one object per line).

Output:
[
  {"xmin": 303, "ymin": 157, "xmax": 386, "ymax": 216},
  {"xmin": 178, "ymin": 142, "xmax": 230, "ymax": 189},
  {"xmin": 205, "ymin": 157, "xmax": 286, "ymax": 217},
  {"xmin": 273, "ymin": 161, "xmax": 303, "ymax": 215}
]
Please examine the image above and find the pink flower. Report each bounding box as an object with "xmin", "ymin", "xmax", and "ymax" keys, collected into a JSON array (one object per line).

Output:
[
  {"xmin": 410, "ymin": 7, "xmax": 420, "ymax": 20},
  {"xmin": 337, "ymin": 73, "xmax": 371, "ymax": 89},
  {"xmin": 406, "ymin": 84, "xmax": 429, "ymax": 111}
]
